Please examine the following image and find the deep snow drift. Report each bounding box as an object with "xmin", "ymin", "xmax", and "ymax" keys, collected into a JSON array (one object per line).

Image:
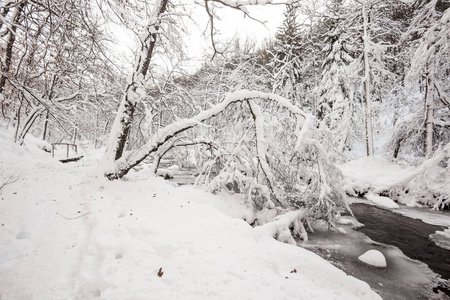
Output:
[{"xmin": 0, "ymin": 128, "xmax": 381, "ymax": 299}]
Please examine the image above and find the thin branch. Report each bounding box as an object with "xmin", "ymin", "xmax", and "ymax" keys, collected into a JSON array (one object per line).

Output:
[
  {"xmin": 59, "ymin": 212, "xmax": 91, "ymax": 220},
  {"xmin": 204, "ymin": 0, "xmax": 224, "ymax": 60},
  {"xmin": 0, "ymin": 175, "xmax": 20, "ymax": 195}
]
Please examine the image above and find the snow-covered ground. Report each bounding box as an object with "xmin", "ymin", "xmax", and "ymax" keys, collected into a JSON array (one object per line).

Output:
[{"xmin": 0, "ymin": 128, "xmax": 381, "ymax": 299}]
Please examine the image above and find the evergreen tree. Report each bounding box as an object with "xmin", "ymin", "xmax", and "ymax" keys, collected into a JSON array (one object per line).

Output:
[
  {"xmin": 316, "ymin": 0, "xmax": 406, "ymax": 157},
  {"xmin": 272, "ymin": 4, "xmax": 304, "ymax": 106},
  {"xmin": 316, "ymin": 0, "xmax": 356, "ymax": 154},
  {"xmin": 390, "ymin": 0, "xmax": 450, "ymax": 159}
]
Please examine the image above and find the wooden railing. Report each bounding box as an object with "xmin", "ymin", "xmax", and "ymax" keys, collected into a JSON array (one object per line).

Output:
[{"xmin": 51, "ymin": 143, "xmax": 78, "ymax": 158}]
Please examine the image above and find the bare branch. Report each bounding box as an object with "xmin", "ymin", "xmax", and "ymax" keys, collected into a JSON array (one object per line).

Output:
[{"xmin": 0, "ymin": 175, "xmax": 20, "ymax": 195}]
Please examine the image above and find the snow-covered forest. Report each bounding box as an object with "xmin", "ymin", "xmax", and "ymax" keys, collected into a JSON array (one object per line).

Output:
[{"xmin": 1, "ymin": 0, "xmax": 450, "ymax": 299}]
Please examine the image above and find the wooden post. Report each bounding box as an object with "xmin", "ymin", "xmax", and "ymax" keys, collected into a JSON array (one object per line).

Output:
[{"xmin": 72, "ymin": 127, "xmax": 77, "ymax": 144}]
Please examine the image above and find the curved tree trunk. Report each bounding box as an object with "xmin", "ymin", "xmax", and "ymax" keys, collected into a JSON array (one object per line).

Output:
[{"xmin": 102, "ymin": 90, "xmax": 311, "ymax": 180}]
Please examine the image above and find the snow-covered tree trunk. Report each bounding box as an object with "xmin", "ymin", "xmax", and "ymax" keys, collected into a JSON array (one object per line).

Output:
[
  {"xmin": 99, "ymin": 0, "xmax": 168, "ymax": 174},
  {"xmin": 362, "ymin": 2, "xmax": 374, "ymax": 157},
  {"xmin": 41, "ymin": 109, "xmax": 49, "ymax": 141},
  {"xmin": 16, "ymin": 105, "xmax": 46, "ymax": 145},
  {"xmin": 0, "ymin": 1, "xmax": 26, "ymax": 116},
  {"xmin": 246, "ymin": 99, "xmax": 287, "ymax": 207},
  {"xmin": 424, "ymin": 70, "xmax": 435, "ymax": 157},
  {"xmin": 103, "ymin": 90, "xmax": 313, "ymax": 180}
]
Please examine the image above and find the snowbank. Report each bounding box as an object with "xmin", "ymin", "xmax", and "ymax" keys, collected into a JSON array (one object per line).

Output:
[
  {"xmin": 339, "ymin": 152, "xmax": 450, "ymax": 209},
  {"xmin": 0, "ymin": 128, "xmax": 381, "ymax": 300},
  {"xmin": 430, "ymin": 228, "xmax": 450, "ymax": 251},
  {"xmin": 339, "ymin": 156, "xmax": 415, "ymax": 195},
  {"xmin": 358, "ymin": 250, "xmax": 387, "ymax": 268},
  {"xmin": 365, "ymin": 191, "xmax": 399, "ymax": 209}
]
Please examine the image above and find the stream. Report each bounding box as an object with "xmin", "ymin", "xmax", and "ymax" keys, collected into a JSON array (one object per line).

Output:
[{"xmin": 297, "ymin": 203, "xmax": 450, "ymax": 300}]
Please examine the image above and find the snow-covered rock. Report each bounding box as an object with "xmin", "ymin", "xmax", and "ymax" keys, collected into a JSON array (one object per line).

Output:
[
  {"xmin": 358, "ymin": 250, "xmax": 387, "ymax": 268},
  {"xmin": 365, "ymin": 191, "xmax": 399, "ymax": 209}
]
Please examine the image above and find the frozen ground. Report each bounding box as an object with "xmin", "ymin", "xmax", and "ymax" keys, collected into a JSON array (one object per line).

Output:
[{"xmin": 0, "ymin": 128, "xmax": 381, "ymax": 299}]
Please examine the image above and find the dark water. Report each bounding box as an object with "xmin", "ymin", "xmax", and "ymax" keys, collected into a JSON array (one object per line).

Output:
[{"xmin": 351, "ymin": 203, "xmax": 450, "ymax": 297}]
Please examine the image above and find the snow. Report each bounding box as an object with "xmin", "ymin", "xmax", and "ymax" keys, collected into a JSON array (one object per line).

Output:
[
  {"xmin": 338, "ymin": 156, "xmax": 416, "ymax": 195},
  {"xmin": 365, "ymin": 191, "xmax": 399, "ymax": 209},
  {"xmin": 0, "ymin": 128, "xmax": 381, "ymax": 299},
  {"xmin": 358, "ymin": 250, "xmax": 387, "ymax": 268},
  {"xmin": 430, "ymin": 228, "xmax": 450, "ymax": 251}
]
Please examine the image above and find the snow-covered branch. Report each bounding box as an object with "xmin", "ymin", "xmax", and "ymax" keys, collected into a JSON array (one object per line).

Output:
[
  {"xmin": 247, "ymin": 99, "xmax": 287, "ymax": 207},
  {"xmin": 103, "ymin": 90, "xmax": 311, "ymax": 179},
  {"xmin": 254, "ymin": 210, "xmax": 309, "ymax": 243}
]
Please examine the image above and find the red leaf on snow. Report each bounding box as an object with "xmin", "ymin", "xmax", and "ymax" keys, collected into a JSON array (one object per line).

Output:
[{"xmin": 158, "ymin": 267, "xmax": 164, "ymax": 277}]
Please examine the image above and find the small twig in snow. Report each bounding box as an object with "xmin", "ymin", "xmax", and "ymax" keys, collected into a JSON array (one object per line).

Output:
[
  {"xmin": 0, "ymin": 175, "xmax": 20, "ymax": 195},
  {"xmin": 59, "ymin": 212, "xmax": 91, "ymax": 220}
]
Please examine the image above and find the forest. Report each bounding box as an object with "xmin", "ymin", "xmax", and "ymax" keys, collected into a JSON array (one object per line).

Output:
[
  {"xmin": 1, "ymin": 0, "xmax": 450, "ymax": 299},
  {"xmin": 1, "ymin": 0, "xmax": 450, "ymax": 232}
]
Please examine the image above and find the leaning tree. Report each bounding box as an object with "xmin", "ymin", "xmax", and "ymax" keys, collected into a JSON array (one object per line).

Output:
[{"xmin": 97, "ymin": 0, "xmax": 352, "ymax": 239}]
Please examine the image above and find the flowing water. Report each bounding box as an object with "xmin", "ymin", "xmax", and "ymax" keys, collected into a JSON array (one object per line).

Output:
[
  {"xmin": 351, "ymin": 203, "xmax": 450, "ymax": 297},
  {"xmin": 297, "ymin": 204, "xmax": 450, "ymax": 300}
]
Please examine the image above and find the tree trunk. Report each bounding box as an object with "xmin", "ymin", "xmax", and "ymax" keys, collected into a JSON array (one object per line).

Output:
[
  {"xmin": 14, "ymin": 103, "xmax": 22, "ymax": 143},
  {"xmin": 42, "ymin": 109, "xmax": 49, "ymax": 141},
  {"xmin": 17, "ymin": 105, "xmax": 44, "ymax": 145},
  {"xmin": 0, "ymin": 2, "xmax": 26, "ymax": 116},
  {"xmin": 424, "ymin": 71, "xmax": 434, "ymax": 157},
  {"xmin": 99, "ymin": 0, "xmax": 169, "ymax": 174},
  {"xmin": 362, "ymin": 2, "xmax": 374, "ymax": 156},
  {"xmin": 72, "ymin": 127, "xmax": 77, "ymax": 144}
]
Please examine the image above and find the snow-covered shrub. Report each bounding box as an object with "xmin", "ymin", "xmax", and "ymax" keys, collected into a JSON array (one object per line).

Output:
[
  {"xmin": 193, "ymin": 93, "xmax": 351, "ymax": 232},
  {"xmin": 389, "ymin": 145, "xmax": 450, "ymax": 210},
  {"xmin": 101, "ymin": 89, "xmax": 351, "ymax": 240}
]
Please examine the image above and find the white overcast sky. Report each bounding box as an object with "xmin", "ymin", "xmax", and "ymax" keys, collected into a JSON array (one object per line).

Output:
[
  {"xmin": 181, "ymin": 3, "xmax": 286, "ymax": 70},
  {"xmin": 110, "ymin": 2, "xmax": 286, "ymax": 72}
]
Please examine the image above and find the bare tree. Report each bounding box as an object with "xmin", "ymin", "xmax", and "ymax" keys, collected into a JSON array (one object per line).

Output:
[{"xmin": 1, "ymin": 0, "xmax": 119, "ymax": 144}]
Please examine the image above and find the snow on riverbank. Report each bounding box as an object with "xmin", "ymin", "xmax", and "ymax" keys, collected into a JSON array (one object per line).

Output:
[
  {"xmin": 339, "ymin": 153, "xmax": 450, "ymax": 210},
  {"xmin": 338, "ymin": 156, "xmax": 416, "ymax": 196},
  {"xmin": 365, "ymin": 191, "xmax": 399, "ymax": 209},
  {"xmin": 0, "ymin": 128, "xmax": 381, "ymax": 299}
]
